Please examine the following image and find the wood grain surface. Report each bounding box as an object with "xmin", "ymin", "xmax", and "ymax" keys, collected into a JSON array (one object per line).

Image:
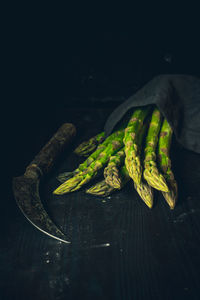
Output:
[{"xmin": 3, "ymin": 104, "xmax": 200, "ymax": 300}]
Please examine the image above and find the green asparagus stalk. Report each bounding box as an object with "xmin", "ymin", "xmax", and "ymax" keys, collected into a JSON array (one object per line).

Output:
[
  {"xmin": 124, "ymin": 106, "xmax": 151, "ymax": 185},
  {"xmin": 86, "ymin": 165, "xmax": 130, "ymax": 196},
  {"xmin": 74, "ymin": 131, "xmax": 105, "ymax": 157},
  {"xmin": 134, "ymin": 122, "xmax": 154, "ymax": 209},
  {"xmin": 103, "ymin": 148, "xmax": 125, "ymax": 188},
  {"xmin": 86, "ymin": 179, "xmax": 115, "ymax": 197},
  {"xmin": 57, "ymin": 171, "xmax": 75, "ymax": 183},
  {"xmin": 53, "ymin": 129, "xmax": 125, "ymax": 195},
  {"xmin": 134, "ymin": 182, "xmax": 153, "ymax": 209},
  {"xmin": 143, "ymin": 107, "xmax": 169, "ymax": 192},
  {"xmin": 158, "ymin": 118, "xmax": 178, "ymax": 209},
  {"xmin": 57, "ymin": 128, "xmax": 124, "ymax": 182}
]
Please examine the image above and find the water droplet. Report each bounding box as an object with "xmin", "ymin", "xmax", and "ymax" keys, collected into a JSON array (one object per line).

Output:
[
  {"xmin": 164, "ymin": 53, "xmax": 172, "ymax": 63},
  {"xmin": 90, "ymin": 243, "xmax": 110, "ymax": 248},
  {"xmin": 64, "ymin": 277, "xmax": 70, "ymax": 285}
]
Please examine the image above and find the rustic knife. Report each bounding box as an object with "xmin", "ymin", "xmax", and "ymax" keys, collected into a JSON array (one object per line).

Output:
[{"xmin": 12, "ymin": 123, "xmax": 76, "ymax": 244}]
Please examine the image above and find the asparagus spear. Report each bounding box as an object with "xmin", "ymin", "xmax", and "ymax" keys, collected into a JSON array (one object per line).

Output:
[
  {"xmin": 143, "ymin": 107, "xmax": 169, "ymax": 192},
  {"xmin": 134, "ymin": 182, "xmax": 153, "ymax": 209},
  {"xmin": 158, "ymin": 118, "xmax": 178, "ymax": 209},
  {"xmin": 133, "ymin": 122, "xmax": 154, "ymax": 209},
  {"xmin": 86, "ymin": 179, "xmax": 115, "ymax": 197},
  {"xmin": 86, "ymin": 165, "xmax": 130, "ymax": 196},
  {"xmin": 57, "ymin": 129, "xmax": 123, "ymax": 182},
  {"xmin": 53, "ymin": 129, "xmax": 125, "ymax": 194},
  {"xmin": 57, "ymin": 171, "xmax": 75, "ymax": 183},
  {"xmin": 74, "ymin": 131, "xmax": 105, "ymax": 157},
  {"xmin": 104, "ymin": 148, "xmax": 125, "ymax": 188},
  {"xmin": 124, "ymin": 106, "xmax": 151, "ymax": 185}
]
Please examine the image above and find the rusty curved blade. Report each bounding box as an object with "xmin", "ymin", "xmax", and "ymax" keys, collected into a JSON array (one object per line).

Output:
[{"xmin": 13, "ymin": 175, "xmax": 71, "ymax": 244}]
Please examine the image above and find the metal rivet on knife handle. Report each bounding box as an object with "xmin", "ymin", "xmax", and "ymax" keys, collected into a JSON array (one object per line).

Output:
[{"xmin": 12, "ymin": 123, "xmax": 76, "ymax": 244}]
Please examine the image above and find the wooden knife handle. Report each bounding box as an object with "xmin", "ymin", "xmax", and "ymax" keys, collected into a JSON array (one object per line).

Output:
[{"xmin": 25, "ymin": 123, "xmax": 76, "ymax": 177}]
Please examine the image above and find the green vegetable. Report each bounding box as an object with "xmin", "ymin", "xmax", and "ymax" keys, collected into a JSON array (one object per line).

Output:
[
  {"xmin": 53, "ymin": 129, "xmax": 125, "ymax": 194},
  {"xmin": 124, "ymin": 107, "xmax": 151, "ymax": 185},
  {"xmin": 104, "ymin": 148, "xmax": 125, "ymax": 189},
  {"xmin": 158, "ymin": 118, "xmax": 178, "ymax": 209},
  {"xmin": 86, "ymin": 165, "xmax": 130, "ymax": 196},
  {"xmin": 143, "ymin": 108, "xmax": 169, "ymax": 192},
  {"xmin": 74, "ymin": 131, "xmax": 105, "ymax": 157}
]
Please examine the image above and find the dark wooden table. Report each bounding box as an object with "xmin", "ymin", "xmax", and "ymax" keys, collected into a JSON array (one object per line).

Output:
[{"xmin": 2, "ymin": 101, "xmax": 200, "ymax": 300}]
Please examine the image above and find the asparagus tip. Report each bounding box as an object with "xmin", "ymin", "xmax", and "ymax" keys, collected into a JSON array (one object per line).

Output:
[{"xmin": 144, "ymin": 169, "xmax": 169, "ymax": 192}]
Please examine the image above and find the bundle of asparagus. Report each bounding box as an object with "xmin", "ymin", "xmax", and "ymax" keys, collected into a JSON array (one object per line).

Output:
[
  {"xmin": 53, "ymin": 105, "xmax": 178, "ymax": 209},
  {"xmin": 53, "ymin": 128, "xmax": 125, "ymax": 194}
]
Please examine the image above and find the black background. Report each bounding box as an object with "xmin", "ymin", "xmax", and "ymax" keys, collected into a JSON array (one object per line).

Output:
[
  {"xmin": 5, "ymin": 4, "xmax": 200, "ymax": 177},
  {"xmin": 2, "ymin": 4, "xmax": 200, "ymax": 300}
]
